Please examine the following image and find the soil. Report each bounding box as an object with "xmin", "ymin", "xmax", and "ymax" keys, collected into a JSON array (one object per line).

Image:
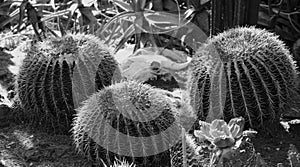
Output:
[
  {"xmin": 0, "ymin": 124, "xmax": 95, "ymax": 167},
  {"xmin": 252, "ymin": 120, "xmax": 300, "ymax": 166},
  {"xmin": 0, "ymin": 119, "xmax": 300, "ymax": 167}
]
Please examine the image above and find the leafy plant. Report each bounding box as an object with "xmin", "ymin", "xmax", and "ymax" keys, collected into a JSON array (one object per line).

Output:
[
  {"xmin": 0, "ymin": 0, "xmax": 102, "ymax": 40},
  {"xmin": 96, "ymin": 0, "xmax": 202, "ymax": 54},
  {"xmin": 194, "ymin": 117, "xmax": 257, "ymax": 166}
]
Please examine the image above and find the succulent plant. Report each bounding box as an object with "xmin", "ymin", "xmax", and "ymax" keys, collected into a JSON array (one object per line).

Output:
[
  {"xmin": 189, "ymin": 27, "xmax": 299, "ymax": 129},
  {"xmin": 72, "ymin": 81, "xmax": 187, "ymax": 166},
  {"xmin": 194, "ymin": 117, "xmax": 257, "ymax": 166},
  {"xmin": 16, "ymin": 34, "xmax": 121, "ymax": 134}
]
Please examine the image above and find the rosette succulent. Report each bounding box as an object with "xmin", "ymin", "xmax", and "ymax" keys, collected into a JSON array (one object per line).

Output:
[
  {"xmin": 194, "ymin": 117, "xmax": 256, "ymax": 165},
  {"xmin": 195, "ymin": 117, "xmax": 245, "ymax": 149}
]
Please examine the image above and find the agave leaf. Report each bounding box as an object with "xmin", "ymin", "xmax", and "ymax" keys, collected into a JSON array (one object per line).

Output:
[
  {"xmin": 69, "ymin": 3, "xmax": 79, "ymax": 15},
  {"xmin": 142, "ymin": 11, "xmax": 193, "ymax": 34},
  {"xmin": 152, "ymin": 0, "xmax": 163, "ymax": 10},
  {"xmin": 0, "ymin": 14, "xmax": 19, "ymax": 29},
  {"xmin": 78, "ymin": 6, "xmax": 99, "ymax": 26},
  {"xmin": 114, "ymin": 24, "xmax": 135, "ymax": 53},
  {"xmin": 136, "ymin": 0, "xmax": 146, "ymax": 10},
  {"xmin": 65, "ymin": 3, "xmax": 78, "ymax": 29},
  {"xmin": 26, "ymin": 2, "xmax": 44, "ymax": 41},
  {"xmin": 17, "ymin": 0, "xmax": 28, "ymax": 32},
  {"xmin": 99, "ymin": 11, "xmax": 136, "ymax": 35},
  {"xmin": 49, "ymin": 0, "xmax": 56, "ymax": 10},
  {"xmin": 111, "ymin": 0, "xmax": 133, "ymax": 12},
  {"xmin": 144, "ymin": 11, "xmax": 188, "ymax": 26},
  {"xmin": 41, "ymin": 10, "xmax": 70, "ymax": 22}
]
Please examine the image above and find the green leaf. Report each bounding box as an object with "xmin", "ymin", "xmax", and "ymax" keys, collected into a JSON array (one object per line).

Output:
[
  {"xmin": 41, "ymin": 10, "xmax": 70, "ymax": 22},
  {"xmin": 114, "ymin": 24, "xmax": 135, "ymax": 53},
  {"xmin": 111, "ymin": 0, "xmax": 133, "ymax": 12},
  {"xmin": 99, "ymin": 11, "xmax": 135, "ymax": 34},
  {"xmin": 143, "ymin": 11, "xmax": 193, "ymax": 33}
]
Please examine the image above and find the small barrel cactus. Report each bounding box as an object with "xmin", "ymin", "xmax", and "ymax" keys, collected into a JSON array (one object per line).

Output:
[
  {"xmin": 189, "ymin": 27, "xmax": 299, "ymax": 129},
  {"xmin": 72, "ymin": 81, "xmax": 185, "ymax": 166},
  {"xmin": 16, "ymin": 34, "xmax": 121, "ymax": 134}
]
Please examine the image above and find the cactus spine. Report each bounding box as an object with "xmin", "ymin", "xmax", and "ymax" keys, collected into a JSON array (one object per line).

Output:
[
  {"xmin": 170, "ymin": 134, "xmax": 203, "ymax": 167},
  {"xmin": 72, "ymin": 81, "xmax": 185, "ymax": 166},
  {"xmin": 16, "ymin": 34, "xmax": 121, "ymax": 134},
  {"xmin": 189, "ymin": 27, "xmax": 298, "ymax": 129}
]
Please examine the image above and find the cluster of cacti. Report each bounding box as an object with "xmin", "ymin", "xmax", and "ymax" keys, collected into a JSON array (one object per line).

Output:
[
  {"xmin": 189, "ymin": 27, "xmax": 299, "ymax": 129},
  {"xmin": 72, "ymin": 81, "xmax": 187, "ymax": 166},
  {"xmin": 16, "ymin": 34, "xmax": 121, "ymax": 134},
  {"xmin": 170, "ymin": 134, "xmax": 204, "ymax": 167}
]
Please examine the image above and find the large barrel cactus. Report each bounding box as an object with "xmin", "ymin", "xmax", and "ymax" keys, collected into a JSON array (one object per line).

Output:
[
  {"xmin": 72, "ymin": 81, "xmax": 186, "ymax": 166},
  {"xmin": 189, "ymin": 27, "xmax": 299, "ymax": 129},
  {"xmin": 16, "ymin": 34, "xmax": 121, "ymax": 134}
]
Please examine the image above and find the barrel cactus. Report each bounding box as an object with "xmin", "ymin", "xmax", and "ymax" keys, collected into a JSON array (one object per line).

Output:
[
  {"xmin": 189, "ymin": 27, "xmax": 299, "ymax": 129},
  {"xmin": 16, "ymin": 34, "xmax": 121, "ymax": 134},
  {"xmin": 170, "ymin": 134, "xmax": 204, "ymax": 167},
  {"xmin": 72, "ymin": 81, "xmax": 187, "ymax": 166}
]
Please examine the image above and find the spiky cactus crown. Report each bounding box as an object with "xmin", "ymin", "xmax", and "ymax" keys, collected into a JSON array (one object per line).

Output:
[
  {"xmin": 189, "ymin": 27, "xmax": 298, "ymax": 129},
  {"xmin": 72, "ymin": 81, "xmax": 186, "ymax": 166},
  {"xmin": 16, "ymin": 34, "xmax": 121, "ymax": 134}
]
